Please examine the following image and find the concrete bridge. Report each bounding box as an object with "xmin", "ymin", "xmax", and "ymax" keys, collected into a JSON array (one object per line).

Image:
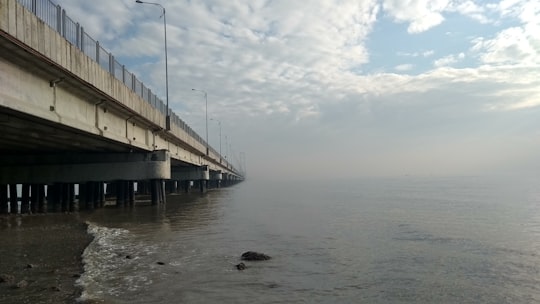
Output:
[{"xmin": 0, "ymin": 0, "xmax": 244, "ymax": 213}]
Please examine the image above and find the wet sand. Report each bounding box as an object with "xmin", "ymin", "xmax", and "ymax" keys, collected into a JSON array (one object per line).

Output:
[{"xmin": 0, "ymin": 214, "xmax": 92, "ymax": 304}]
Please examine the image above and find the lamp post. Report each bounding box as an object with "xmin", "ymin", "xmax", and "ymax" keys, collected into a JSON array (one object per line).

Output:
[
  {"xmin": 135, "ymin": 0, "xmax": 170, "ymax": 130},
  {"xmin": 210, "ymin": 118, "xmax": 222, "ymax": 162},
  {"xmin": 192, "ymin": 89, "xmax": 208, "ymax": 155},
  {"xmin": 224, "ymin": 135, "xmax": 228, "ymax": 160}
]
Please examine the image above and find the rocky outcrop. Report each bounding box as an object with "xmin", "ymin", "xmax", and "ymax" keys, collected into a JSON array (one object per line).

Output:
[
  {"xmin": 235, "ymin": 263, "xmax": 246, "ymax": 270},
  {"xmin": 241, "ymin": 251, "xmax": 271, "ymax": 261}
]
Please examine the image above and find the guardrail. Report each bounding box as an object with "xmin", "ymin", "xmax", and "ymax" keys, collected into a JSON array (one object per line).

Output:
[{"xmin": 17, "ymin": 0, "xmax": 237, "ymax": 172}]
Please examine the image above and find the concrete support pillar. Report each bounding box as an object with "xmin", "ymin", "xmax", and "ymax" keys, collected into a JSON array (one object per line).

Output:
[
  {"xmin": 150, "ymin": 179, "xmax": 159, "ymax": 205},
  {"xmin": 48, "ymin": 183, "xmax": 62, "ymax": 213},
  {"xmin": 9, "ymin": 184, "xmax": 17, "ymax": 214},
  {"xmin": 21, "ymin": 184, "xmax": 30, "ymax": 214},
  {"xmin": 38, "ymin": 185, "xmax": 46, "ymax": 213},
  {"xmin": 98, "ymin": 182, "xmax": 105, "ymax": 208},
  {"xmin": 0, "ymin": 184, "xmax": 8, "ymax": 214},
  {"xmin": 199, "ymin": 180, "xmax": 207, "ymax": 193},
  {"xmin": 150, "ymin": 179, "xmax": 166, "ymax": 205},
  {"xmin": 85, "ymin": 182, "xmax": 94, "ymax": 211},
  {"xmin": 161, "ymin": 180, "xmax": 166, "ymax": 204},
  {"xmin": 61, "ymin": 183, "xmax": 70, "ymax": 212},
  {"xmin": 137, "ymin": 181, "xmax": 147, "ymax": 195},
  {"xmin": 79, "ymin": 183, "xmax": 87, "ymax": 211},
  {"xmin": 116, "ymin": 181, "xmax": 126, "ymax": 207},
  {"xmin": 30, "ymin": 184, "xmax": 39, "ymax": 213},
  {"xmin": 107, "ymin": 182, "xmax": 116, "ymax": 196},
  {"xmin": 165, "ymin": 181, "xmax": 171, "ymax": 194},
  {"xmin": 182, "ymin": 180, "xmax": 191, "ymax": 193},
  {"xmin": 128, "ymin": 181, "xmax": 135, "ymax": 206},
  {"xmin": 67, "ymin": 183, "xmax": 76, "ymax": 212},
  {"xmin": 136, "ymin": 181, "xmax": 143, "ymax": 195}
]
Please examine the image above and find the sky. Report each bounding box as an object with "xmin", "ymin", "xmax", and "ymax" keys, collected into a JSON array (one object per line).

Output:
[{"xmin": 52, "ymin": 0, "xmax": 540, "ymax": 180}]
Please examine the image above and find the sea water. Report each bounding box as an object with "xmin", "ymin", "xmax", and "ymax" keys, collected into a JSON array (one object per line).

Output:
[{"xmin": 77, "ymin": 176, "xmax": 540, "ymax": 303}]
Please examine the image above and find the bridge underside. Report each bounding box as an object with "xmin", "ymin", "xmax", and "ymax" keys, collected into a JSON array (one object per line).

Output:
[{"xmin": 0, "ymin": 0, "xmax": 244, "ymax": 215}]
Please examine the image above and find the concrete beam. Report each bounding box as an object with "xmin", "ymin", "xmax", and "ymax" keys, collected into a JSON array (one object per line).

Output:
[
  {"xmin": 171, "ymin": 166, "xmax": 209, "ymax": 181},
  {"xmin": 0, "ymin": 150, "xmax": 170, "ymax": 184},
  {"xmin": 210, "ymin": 170, "xmax": 222, "ymax": 180}
]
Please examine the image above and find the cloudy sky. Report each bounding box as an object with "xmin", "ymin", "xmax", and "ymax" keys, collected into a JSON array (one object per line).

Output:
[{"xmin": 53, "ymin": 0, "xmax": 540, "ymax": 180}]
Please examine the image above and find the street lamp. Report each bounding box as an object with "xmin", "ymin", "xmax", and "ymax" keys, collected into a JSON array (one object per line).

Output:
[
  {"xmin": 224, "ymin": 135, "xmax": 228, "ymax": 160},
  {"xmin": 135, "ymin": 0, "xmax": 170, "ymax": 130},
  {"xmin": 192, "ymin": 88, "xmax": 208, "ymax": 155},
  {"xmin": 210, "ymin": 118, "xmax": 222, "ymax": 162}
]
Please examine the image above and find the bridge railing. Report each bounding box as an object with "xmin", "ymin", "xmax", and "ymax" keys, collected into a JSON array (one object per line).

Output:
[{"xmin": 17, "ymin": 0, "xmax": 237, "ymax": 173}]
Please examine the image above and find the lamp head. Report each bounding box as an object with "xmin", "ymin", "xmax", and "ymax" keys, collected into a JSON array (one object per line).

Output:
[{"xmin": 136, "ymin": 0, "xmax": 143, "ymax": 3}]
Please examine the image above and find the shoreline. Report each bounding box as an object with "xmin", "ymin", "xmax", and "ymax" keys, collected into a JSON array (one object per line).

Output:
[{"xmin": 0, "ymin": 214, "xmax": 93, "ymax": 304}]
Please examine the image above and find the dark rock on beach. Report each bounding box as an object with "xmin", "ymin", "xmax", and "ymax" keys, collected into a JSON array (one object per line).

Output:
[
  {"xmin": 235, "ymin": 262, "xmax": 246, "ymax": 270},
  {"xmin": 15, "ymin": 280, "xmax": 28, "ymax": 289},
  {"xmin": 0, "ymin": 274, "xmax": 15, "ymax": 284},
  {"xmin": 241, "ymin": 251, "xmax": 271, "ymax": 261}
]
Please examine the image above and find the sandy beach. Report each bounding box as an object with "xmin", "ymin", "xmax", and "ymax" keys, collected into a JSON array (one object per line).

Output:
[{"xmin": 0, "ymin": 214, "xmax": 92, "ymax": 304}]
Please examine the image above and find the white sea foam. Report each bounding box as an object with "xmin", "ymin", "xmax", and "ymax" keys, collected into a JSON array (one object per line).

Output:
[{"xmin": 77, "ymin": 222, "xmax": 157, "ymax": 302}]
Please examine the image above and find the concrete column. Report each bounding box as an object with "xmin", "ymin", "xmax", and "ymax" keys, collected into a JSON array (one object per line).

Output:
[
  {"xmin": 98, "ymin": 182, "xmax": 105, "ymax": 208},
  {"xmin": 150, "ymin": 179, "xmax": 158, "ymax": 205},
  {"xmin": 164, "ymin": 181, "xmax": 171, "ymax": 194},
  {"xmin": 20, "ymin": 184, "xmax": 30, "ymax": 214},
  {"xmin": 68, "ymin": 183, "xmax": 76, "ymax": 212},
  {"xmin": 116, "ymin": 181, "xmax": 125, "ymax": 207},
  {"xmin": 48, "ymin": 183, "xmax": 63, "ymax": 213},
  {"xmin": 30, "ymin": 184, "xmax": 39, "ymax": 213},
  {"xmin": 38, "ymin": 185, "xmax": 46, "ymax": 213},
  {"xmin": 128, "ymin": 181, "xmax": 135, "ymax": 206},
  {"xmin": 85, "ymin": 182, "xmax": 94, "ymax": 211},
  {"xmin": 78, "ymin": 183, "xmax": 87, "ymax": 211},
  {"xmin": 182, "ymin": 180, "xmax": 191, "ymax": 193},
  {"xmin": 93, "ymin": 182, "xmax": 101, "ymax": 209},
  {"xmin": 107, "ymin": 182, "xmax": 116, "ymax": 196},
  {"xmin": 160, "ymin": 179, "xmax": 166, "ymax": 204},
  {"xmin": 199, "ymin": 180, "xmax": 207, "ymax": 193},
  {"xmin": 9, "ymin": 184, "xmax": 18, "ymax": 214},
  {"xmin": 46, "ymin": 184, "xmax": 55, "ymax": 213},
  {"xmin": 61, "ymin": 183, "xmax": 70, "ymax": 212},
  {"xmin": 0, "ymin": 184, "xmax": 8, "ymax": 214},
  {"xmin": 137, "ymin": 181, "xmax": 146, "ymax": 195}
]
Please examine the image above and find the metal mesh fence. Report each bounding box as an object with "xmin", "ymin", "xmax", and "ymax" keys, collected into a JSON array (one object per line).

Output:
[
  {"xmin": 63, "ymin": 15, "xmax": 79, "ymax": 46},
  {"xmin": 97, "ymin": 45, "xmax": 110, "ymax": 71}
]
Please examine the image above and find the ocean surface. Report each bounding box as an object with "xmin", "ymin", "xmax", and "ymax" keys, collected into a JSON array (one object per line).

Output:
[{"xmin": 71, "ymin": 176, "xmax": 540, "ymax": 303}]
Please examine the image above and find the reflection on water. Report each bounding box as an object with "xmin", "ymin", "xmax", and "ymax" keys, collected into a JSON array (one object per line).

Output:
[{"xmin": 3, "ymin": 177, "xmax": 540, "ymax": 303}]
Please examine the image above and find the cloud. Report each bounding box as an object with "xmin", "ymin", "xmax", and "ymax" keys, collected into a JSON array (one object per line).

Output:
[
  {"xmin": 395, "ymin": 64, "xmax": 414, "ymax": 71},
  {"xmin": 382, "ymin": 0, "xmax": 450, "ymax": 33},
  {"xmin": 471, "ymin": 27, "xmax": 539, "ymax": 65},
  {"xmin": 433, "ymin": 52, "xmax": 465, "ymax": 67},
  {"xmin": 397, "ymin": 50, "xmax": 435, "ymax": 57},
  {"xmin": 451, "ymin": 0, "xmax": 490, "ymax": 23}
]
